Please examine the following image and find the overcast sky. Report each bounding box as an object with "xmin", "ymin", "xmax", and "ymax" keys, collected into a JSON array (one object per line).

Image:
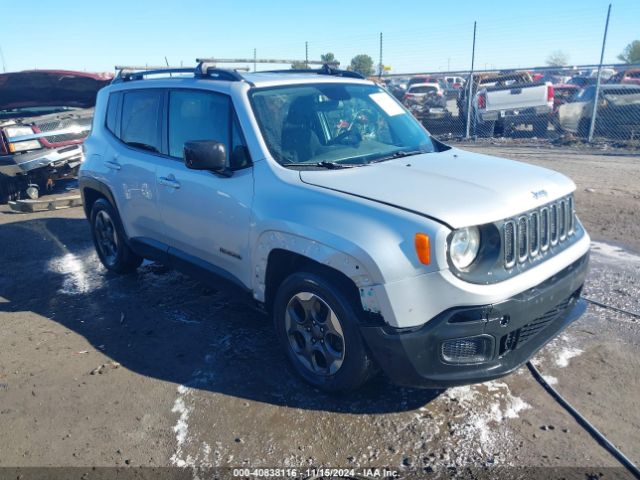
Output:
[{"xmin": 0, "ymin": 0, "xmax": 637, "ymax": 74}]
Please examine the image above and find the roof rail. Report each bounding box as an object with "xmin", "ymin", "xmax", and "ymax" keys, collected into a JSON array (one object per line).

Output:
[
  {"xmin": 194, "ymin": 60, "xmax": 245, "ymax": 82},
  {"xmin": 264, "ymin": 64, "xmax": 365, "ymax": 79},
  {"xmin": 195, "ymin": 57, "xmax": 339, "ymax": 67},
  {"xmin": 112, "ymin": 66, "xmax": 193, "ymax": 83}
]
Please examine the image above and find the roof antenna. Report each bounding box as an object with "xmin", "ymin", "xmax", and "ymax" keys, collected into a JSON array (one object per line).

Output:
[{"xmin": 165, "ymin": 56, "xmax": 171, "ymax": 77}]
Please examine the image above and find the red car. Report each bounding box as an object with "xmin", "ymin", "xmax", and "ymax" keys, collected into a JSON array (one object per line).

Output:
[
  {"xmin": 608, "ymin": 69, "xmax": 640, "ymax": 86},
  {"xmin": 0, "ymin": 70, "xmax": 111, "ymax": 202}
]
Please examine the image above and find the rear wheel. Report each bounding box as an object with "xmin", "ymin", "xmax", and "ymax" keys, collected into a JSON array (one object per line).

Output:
[
  {"xmin": 532, "ymin": 119, "xmax": 549, "ymax": 138},
  {"xmin": 273, "ymin": 271, "xmax": 375, "ymax": 392},
  {"xmin": 90, "ymin": 198, "xmax": 142, "ymax": 274}
]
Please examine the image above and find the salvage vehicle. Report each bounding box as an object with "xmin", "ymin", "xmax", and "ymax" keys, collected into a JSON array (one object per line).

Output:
[
  {"xmin": 550, "ymin": 84, "xmax": 580, "ymax": 130},
  {"xmin": 402, "ymin": 82, "xmax": 445, "ymax": 105},
  {"xmin": 404, "ymin": 85, "xmax": 449, "ymax": 121},
  {"xmin": 459, "ymin": 72, "xmax": 554, "ymax": 137},
  {"xmin": 80, "ymin": 61, "xmax": 590, "ymax": 391},
  {"xmin": 0, "ymin": 70, "xmax": 110, "ymax": 203},
  {"xmin": 557, "ymin": 84, "xmax": 640, "ymax": 139},
  {"xmin": 607, "ymin": 68, "xmax": 640, "ymax": 86}
]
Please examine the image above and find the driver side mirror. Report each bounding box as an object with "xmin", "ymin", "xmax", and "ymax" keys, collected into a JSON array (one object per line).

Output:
[{"xmin": 183, "ymin": 140, "xmax": 231, "ymax": 177}]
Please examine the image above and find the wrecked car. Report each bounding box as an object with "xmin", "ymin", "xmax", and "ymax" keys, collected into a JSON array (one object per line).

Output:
[
  {"xmin": 80, "ymin": 63, "xmax": 590, "ymax": 392},
  {"xmin": 0, "ymin": 70, "xmax": 110, "ymax": 203}
]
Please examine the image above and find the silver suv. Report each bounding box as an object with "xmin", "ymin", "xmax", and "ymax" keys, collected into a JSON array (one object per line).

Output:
[{"xmin": 80, "ymin": 62, "xmax": 590, "ymax": 391}]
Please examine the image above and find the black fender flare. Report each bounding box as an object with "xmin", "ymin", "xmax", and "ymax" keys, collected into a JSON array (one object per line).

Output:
[{"xmin": 79, "ymin": 177, "xmax": 118, "ymax": 220}]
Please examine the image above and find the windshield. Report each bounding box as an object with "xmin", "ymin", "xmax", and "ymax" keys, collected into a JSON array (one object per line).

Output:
[{"xmin": 250, "ymin": 83, "xmax": 435, "ymax": 166}]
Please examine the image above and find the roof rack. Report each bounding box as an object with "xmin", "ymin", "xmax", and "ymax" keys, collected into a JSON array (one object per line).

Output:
[
  {"xmin": 111, "ymin": 58, "xmax": 363, "ymax": 85},
  {"xmin": 113, "ymin": 66, "xmax": 194, "ymax": 83},
  {"xmin": 195, "ymin": 57, "xmax": 339, "ymax": 67},
  {"xmin": 264, "ymin": 65, "xmax": 365, "ymax": 79},
  {"xmin": 195, "ymin": 58, "xmax": 362, "ymax": 79}
]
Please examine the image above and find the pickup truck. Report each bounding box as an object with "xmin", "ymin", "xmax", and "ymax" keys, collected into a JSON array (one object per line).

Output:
[
  {"xmin": 0, "ymin": 70, "xmax": 110, "ymax": 203},
  {"xmin": 458, "ymin": 72, "xmax": 554, "ymax": 137}
]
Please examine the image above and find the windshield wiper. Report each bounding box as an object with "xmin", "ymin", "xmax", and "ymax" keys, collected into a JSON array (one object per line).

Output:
[
  {"xmin": 282, "ymin": 161, "xmax": 355, "ymax": 169},
  {"xmin": 316, "ymin": 161, "xmax": 354, "ymax": 169},
  {"xmin": 370, "ymin": 150, "xmax": 427, "ymax": 164}
]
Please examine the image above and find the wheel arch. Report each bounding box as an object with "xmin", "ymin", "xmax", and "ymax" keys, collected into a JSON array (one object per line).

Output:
[
  {"xmin": 256, "ymin": 231, "xmax": 386, "ymax": 324},
  {"xmin": 80, "ymin": 177, "xmax": 118, "ymax": 220}
]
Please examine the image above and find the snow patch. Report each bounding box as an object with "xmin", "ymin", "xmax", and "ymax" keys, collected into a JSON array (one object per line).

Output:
[
  {"xmin": 542, "ymin": 374, "xmax": 558, "ymax": 385},
  {"xmin": 554, "ymin": 346, "xmax": 583, "ymax": 368},
  {"xmin": 590, "ymin": 241, "xmax": 640, "ymax": 265}
]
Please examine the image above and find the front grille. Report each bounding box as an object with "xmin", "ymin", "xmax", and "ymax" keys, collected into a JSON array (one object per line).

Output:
[
  {"xmin": 34, "ymin": 117, "xmax": 92, "ymax": 146},
  {"xmin": 503, "ymin": 195, "xmax": 576, "ymax": 269},
  {"xmin": 499, "ymin": 294, "xmax": 575, "ymax": 355}
]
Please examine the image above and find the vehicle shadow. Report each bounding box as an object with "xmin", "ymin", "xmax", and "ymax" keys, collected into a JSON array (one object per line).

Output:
[{"xmin": 0, "ymin": 216, "xmax": 441, "ymax": 414}]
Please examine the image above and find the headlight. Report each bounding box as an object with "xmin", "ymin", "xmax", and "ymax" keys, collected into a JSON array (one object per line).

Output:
[
  {"xmin": 449, "ymin": 226, "xmax": 480, "ymax": 270},
  {"xmin": 9, "ymin": 140, "xmax": 42, "ymax": 152},
  {"xmin": 4, "ymin": 126, "xmax": 34, "ymax": 138}
]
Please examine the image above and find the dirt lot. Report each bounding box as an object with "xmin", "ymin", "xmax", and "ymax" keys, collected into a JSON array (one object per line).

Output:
[{"xmin": 0, "ymin": 144, "xmax": 639, "ymax": 479}]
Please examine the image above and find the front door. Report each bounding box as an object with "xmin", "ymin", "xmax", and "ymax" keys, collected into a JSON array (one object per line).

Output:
[{"xmin": 156, "ymin": 89, "xmax": 254, "ymax": 287}]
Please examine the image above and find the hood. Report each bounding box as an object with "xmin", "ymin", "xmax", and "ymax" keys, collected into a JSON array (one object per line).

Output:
[
  {"xmin": 299, "ymin": 148, "xmax": 575, "ymax": 229},
  {"xmin": 0, "ymin": 70, "xmax": 112, "ymax": 111}
]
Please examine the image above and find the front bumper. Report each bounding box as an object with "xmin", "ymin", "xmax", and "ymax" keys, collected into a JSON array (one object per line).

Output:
[
  {"xmin": 360, "ymin": 253, "xmax": 589, "ymax": 388},
  {"xmin": 0, "ymin": 145, "xmax": 83, "ymax": 177}
]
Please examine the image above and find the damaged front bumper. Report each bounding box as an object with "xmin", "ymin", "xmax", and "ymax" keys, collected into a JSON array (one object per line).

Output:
[
  {"xmin": 360, "ymin": 253, "xmax": 589, "ymax": 389},
  {"xmin": 0, "ymin": 144, "xmax": 83, "ymax": 177}
]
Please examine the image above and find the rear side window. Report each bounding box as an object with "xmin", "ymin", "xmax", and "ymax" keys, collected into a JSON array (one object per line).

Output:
[
  {"xmin": 105, "ymin": 92, "xmax": 121, "ymax": 135},
  {"xmin": 120, "ymin": 90, "xmax": 163, "ymax": 153}
]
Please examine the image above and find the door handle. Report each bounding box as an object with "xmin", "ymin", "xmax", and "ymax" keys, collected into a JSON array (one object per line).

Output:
[
  {"xmin": 158, "ymin": 176, "xmax": 181, "ymax": 189},
  {"xmin": 105, "ymin": 160, "xmax": 121, "ymax": 171}
]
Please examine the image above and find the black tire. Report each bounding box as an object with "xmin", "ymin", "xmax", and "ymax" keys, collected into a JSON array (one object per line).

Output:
[
  {"xmin": 476, "ymin": 120, "xmax": 495, "ymax": 138},
  {"xmin": 532, "ymin": 119, "xmax": 549, "ymax": 138},
  {"xmin": 273, "ymin": 271, "xmax": 376, "ymax": 392},
  {"xmin": 0, "ymin": 177, "xmax": 9, "ymax": 205},
  {"xmin": 0, "ymin": 175, "xmax": 19, "ymax": 204},
  {"xmin": 90, "ymin": 198, "xmax": 142, "ymax": 274},
  {"xmin": 577, "ymin": 118, "xmax": 590, "ymax": 139}
]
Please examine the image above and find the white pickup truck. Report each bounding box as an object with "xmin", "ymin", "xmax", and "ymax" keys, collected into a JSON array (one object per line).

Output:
[{"xmin": 460, "ymin": 73, "xmax": 554, "ymax": 137}]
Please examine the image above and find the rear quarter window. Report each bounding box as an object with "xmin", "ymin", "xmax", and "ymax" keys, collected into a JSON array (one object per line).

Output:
[
  {"xmin": 120, "ymin": 90, "xmax": 163, "ymax": 153},
  {"xmin": 105, "ymin": 92, "xmax": 121, "ymax": 135}
]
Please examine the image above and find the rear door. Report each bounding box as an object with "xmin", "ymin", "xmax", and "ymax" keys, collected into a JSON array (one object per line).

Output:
[
  {"xmin": 155, "ymin": 89, "xmax": 254, "ymax": 287},
  {"xmin": 106, "ymin": 89, "xmax": 164, "ymax": 241}
]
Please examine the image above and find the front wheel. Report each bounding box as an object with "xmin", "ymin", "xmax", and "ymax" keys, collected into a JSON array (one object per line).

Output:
[
  {"xmin": 90, "ymin": 198, "xmax": 142, "ymax": 274},
  {"xmin": 273, "ymin": 271, "xmax": 376, "ymax": 392}
]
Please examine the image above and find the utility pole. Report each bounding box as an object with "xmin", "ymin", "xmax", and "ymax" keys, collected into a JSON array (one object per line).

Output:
[
  {"xmin": 379, "ymin": 32, "xmax": 383, "ymax": 79},
  {"xmin": 0, "ymin": 44, "xmax": 7, "ymax": 72},
  {"xmin": 253, "ymin": 48, "xmax": 257, "ymax": 72},
  {"xmin": 465, "ymin": 21, "xmax": 477, "ymax": 139},
  {"xmin": 588, "ymin": 3, "xmax": 611, "ymax": 142},
  {"xmin": 447, "ymin": 57, "xmax": 450, "ymax": 72},
  {"xmin": 305, "ymin": 41, "xmax": 308, "ymax": 68}
]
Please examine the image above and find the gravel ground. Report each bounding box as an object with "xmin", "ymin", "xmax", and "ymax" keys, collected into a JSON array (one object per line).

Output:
[{"xmin": 0, "ymin": 144, "xmax": 638, "ymax": 479}]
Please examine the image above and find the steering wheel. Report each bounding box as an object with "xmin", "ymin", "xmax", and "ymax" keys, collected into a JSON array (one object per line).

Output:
[{"xmin": 327, "ymin": 127, "xmax": 362, "ymax": 146}]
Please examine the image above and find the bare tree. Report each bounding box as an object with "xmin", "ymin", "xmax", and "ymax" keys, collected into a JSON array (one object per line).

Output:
[{"xmin": 546, "ymin": 50, "xmax": 570, "ymax": 67}]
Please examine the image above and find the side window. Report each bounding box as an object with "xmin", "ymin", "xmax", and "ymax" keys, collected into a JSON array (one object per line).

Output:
[
  {"xmin": 168, "ymin": 90, "xmax": 230, "ymax": 159},
  {"xmin": 105, "ymin": 92, "xmax": 121, "ymax": 136},
  {"xmin": 120, "ymin": 90, "xmax": 162, "ymax": 152},
  {"xmin": 231, "ymin": 115, "xmax": 250, "ymax": 169}
]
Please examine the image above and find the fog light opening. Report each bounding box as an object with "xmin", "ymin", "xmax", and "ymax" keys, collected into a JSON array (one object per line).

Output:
[{"xmin": 441, "ymin": 335, "xmax": 494, "ymax": 364}]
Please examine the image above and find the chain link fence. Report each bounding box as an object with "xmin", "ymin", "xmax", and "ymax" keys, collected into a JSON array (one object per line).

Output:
[{"xmin": 381, "ymin": 63, "xmax": 640, "ymax": 145}]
